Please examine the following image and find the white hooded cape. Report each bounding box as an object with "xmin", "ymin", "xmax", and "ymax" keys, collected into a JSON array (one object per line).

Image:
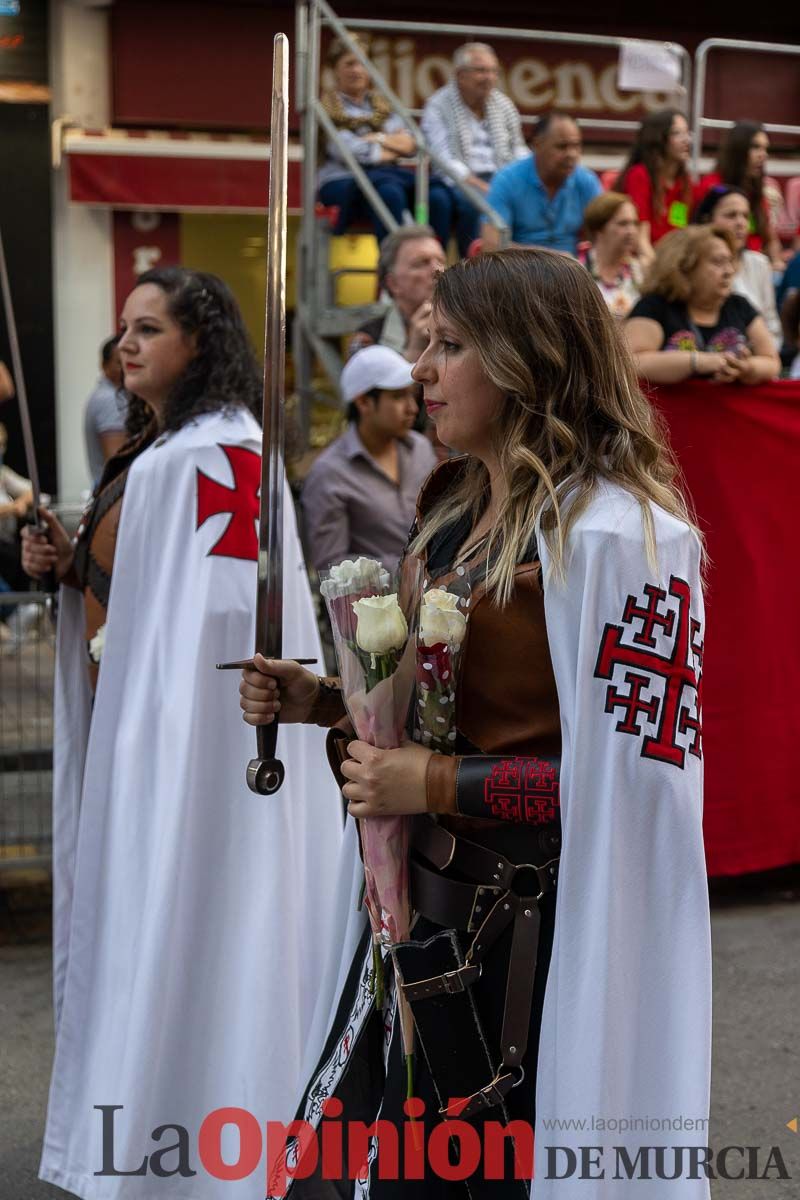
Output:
[
  {"xmin": 40, "ymin": 409, "xmax": 355, "ymax": 1199},
  {"xmin": 534, "ymin": 481, "xmax": 711, "ymax": 1197},
  {"xmin": 268, "ymin": 480, "xmax": 710, "ymax": 1200}
]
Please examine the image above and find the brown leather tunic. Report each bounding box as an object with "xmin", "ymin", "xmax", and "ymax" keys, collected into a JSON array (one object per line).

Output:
[
  {"xmin": 416, "ymin": 457, "xmax": 562, "ymax": 833},
  {"xmin": 315, "ymin": 456, "xmax": 563, "ymax": 834}
]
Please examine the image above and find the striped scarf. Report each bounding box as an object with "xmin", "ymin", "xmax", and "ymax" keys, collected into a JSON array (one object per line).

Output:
[{"xmin": 443, "ymin": 81, "xmax": 516, "ymax": 173}]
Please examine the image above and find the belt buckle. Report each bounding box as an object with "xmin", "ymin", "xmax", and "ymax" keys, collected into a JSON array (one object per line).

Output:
[{"xmin": 442, "ymin": 962, "xmax": 482, "ymax": 994}]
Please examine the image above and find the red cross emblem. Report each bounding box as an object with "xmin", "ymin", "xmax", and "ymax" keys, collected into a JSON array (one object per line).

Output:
[
  {"xmin": 484, "ymin": 757, "xmax": 560, "ymax": 824},
  {"xmin": 196, "ymin": 444, "xmax": 260, "ymax": 561},
  {"xmin": 595, "ymin": 576, "xmax": 703, "ymax": 768}
]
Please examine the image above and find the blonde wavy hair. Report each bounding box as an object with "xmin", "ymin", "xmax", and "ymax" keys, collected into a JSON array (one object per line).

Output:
[
  {"xmin": 642, "ymin": 226, "xmax": 737, "ymax": 303},
  {"xmin": 411, "ymin": 249, "xmax": 700, "ymax": 605}
]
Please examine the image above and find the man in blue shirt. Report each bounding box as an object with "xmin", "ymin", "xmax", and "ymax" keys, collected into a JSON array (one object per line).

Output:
[{"xmin": 481, "ymin": 111, "xmax": 602, "ymax": 255}]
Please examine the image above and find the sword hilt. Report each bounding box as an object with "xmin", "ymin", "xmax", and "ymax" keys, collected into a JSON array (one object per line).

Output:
[
  {"xmin": 29, "ymin": 512, "xmax": 57, "ymax": 597},
  {"xmin": 247, "ymin": 719, "xmax": 285, "ymax": 795}
]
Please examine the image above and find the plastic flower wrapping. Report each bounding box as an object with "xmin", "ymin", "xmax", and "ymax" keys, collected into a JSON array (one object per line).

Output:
[
  {"xmin": 414, "ymin": 576, "xmax": 471, "ymax": 754},
  {"xmin": 320, "ymin": 554, "xmax": 425, "ymax": 947},
  {"xmin": 320, "ymin": 554, "xmax": 425, "ymax": 1058}
]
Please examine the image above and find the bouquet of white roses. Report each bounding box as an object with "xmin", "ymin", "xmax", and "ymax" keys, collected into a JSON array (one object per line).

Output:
[{"xmin": 320, "ymin": 555, "xmax": 424, "ymax": 949}]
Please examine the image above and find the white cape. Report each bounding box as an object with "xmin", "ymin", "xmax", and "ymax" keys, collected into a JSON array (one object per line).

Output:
[
  {"xmin": 41, "ymin": 409, "xmax": 355, "ymax": 1199},
  {"xmin": 535, "ymin": 482, "xmax": 711, "ymax": 1197}
]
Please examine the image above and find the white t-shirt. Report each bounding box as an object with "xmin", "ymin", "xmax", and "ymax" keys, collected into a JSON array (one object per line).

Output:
[{"xmin": 733, "ymin": 249, "xmax": 781, "ymax": 344}]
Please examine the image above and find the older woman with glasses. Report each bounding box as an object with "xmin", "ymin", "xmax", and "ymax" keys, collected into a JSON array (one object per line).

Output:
[{"xmin": 625, "ymin": 225, "xmax": 780, "ymax": 385}]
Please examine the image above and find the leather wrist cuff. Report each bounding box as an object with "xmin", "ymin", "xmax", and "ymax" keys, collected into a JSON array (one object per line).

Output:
[
  {"xmin": 325, "ymin": 726, "xmax": 352, "ymax": 792},
  {"xmin": 455, "ymin": 755, "xmax": 560, "ymax": 825},
  {"xmin": 425, "ymin": 753, "xmax": 458, "ymax": 814},
  {"xmin": 307, "ymin": 676, "xmax": 347, "ymax": 727}
]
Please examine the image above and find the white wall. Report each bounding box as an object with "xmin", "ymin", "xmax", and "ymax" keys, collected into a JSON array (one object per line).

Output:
[{"xmin": 49, "ymin": 0, "xmax": 114, "ymax": 503}]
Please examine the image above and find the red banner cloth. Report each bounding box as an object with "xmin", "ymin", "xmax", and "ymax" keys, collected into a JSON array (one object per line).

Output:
[{"xmin": 652, "ymin": 380, "xmax": 800, "ymax": 876}]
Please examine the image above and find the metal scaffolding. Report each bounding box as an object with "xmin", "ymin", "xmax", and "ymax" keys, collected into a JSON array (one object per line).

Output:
[{"xmin": 293, "ymin": 1, "xmax": 693, "ymax": 423}]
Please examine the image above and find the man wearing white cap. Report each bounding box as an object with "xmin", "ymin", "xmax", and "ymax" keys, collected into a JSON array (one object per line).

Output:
[{"xmin": 301, "ymin": 345, "xmax": 436, "ymax": 574}]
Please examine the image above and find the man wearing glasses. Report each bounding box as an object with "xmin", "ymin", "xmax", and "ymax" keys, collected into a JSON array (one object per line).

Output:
[{"xmin": 421, "ymin": 42, "xmax": 528, "ymax": 255}]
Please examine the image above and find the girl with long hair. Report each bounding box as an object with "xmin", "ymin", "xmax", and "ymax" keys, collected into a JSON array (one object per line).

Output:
[
  {"xmin": 242, "ymin": 249, "xmax": 712, "ymax": 1198},
  {"xmin": 22, "ymin": 268, "xmax": 345, "ymax": 1200},
  {"xmin": 699, "ymin": 120, "xmax": 783, "ymax": 267},
  {"xmin": 618, "ymin": 108, "xmax": 695, "ymax": 266}
]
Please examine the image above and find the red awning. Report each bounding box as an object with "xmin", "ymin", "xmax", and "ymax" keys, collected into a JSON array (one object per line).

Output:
[{"xmin": 64, "ymin": 129, "xmax": 303, "ymax": 212}]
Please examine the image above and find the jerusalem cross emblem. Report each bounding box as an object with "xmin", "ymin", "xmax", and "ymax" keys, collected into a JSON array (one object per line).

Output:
[
  {"xmin": 484, "ymin": 758, "xmax": 560, "ymax": 824},
  {"xmin": 196, "ymin": 444, "xmax": 260, "ymax": 561},
  {"xmin": 594, "ymin": 576, "xmax": 703, "ymax": 769}
]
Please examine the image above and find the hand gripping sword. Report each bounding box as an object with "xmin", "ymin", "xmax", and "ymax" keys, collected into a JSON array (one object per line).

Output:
[
  {"xmin": 0, "ymin": 223, "xmax": 52, "ymax": 590},
  {"xmin": 246, "ymin": 33, "xmax": 291, "ymax": 797}
]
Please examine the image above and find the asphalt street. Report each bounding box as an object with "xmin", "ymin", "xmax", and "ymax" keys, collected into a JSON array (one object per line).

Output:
[{"xmin": 1, "ymin": 877, "xmax": 798, "ymax": 1200}]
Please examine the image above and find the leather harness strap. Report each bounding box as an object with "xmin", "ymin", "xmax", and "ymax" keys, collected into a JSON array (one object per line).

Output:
[
  {"xmin": 72, "ymin": 467, "xmax": 128, "ymax": 608},
  {"xmin": 402, "ymin": 818, "xmax": 560, "ymax": 1118}
]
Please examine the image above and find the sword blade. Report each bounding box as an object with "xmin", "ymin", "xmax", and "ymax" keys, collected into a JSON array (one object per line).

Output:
[
  {"xmin": 0, "ymin": 223, "xmax": 42, "ymax": 511},
  {"xmin": 246, "ymin": 33, "xmax": 290, "ymax": 797},
  {"xmin": 256, "ymin": 31, "xmax": 289, "ymax": 664}
]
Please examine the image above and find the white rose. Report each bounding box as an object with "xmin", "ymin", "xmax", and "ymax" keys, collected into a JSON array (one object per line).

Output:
[
  {"xmin": 423, "ymin": 588, "xmax": 460, "ymax": 612},
  {"xmin": 88, "ymin": 623, "xmax": 106, "ymax": 664},
  {"xmin": 420, "ymin": 590, "xmax": 467, "ymax": 648},
  {"xmin": 321, "ymin": 556, "xmax": 389, "ymax": 598},
  {"xmin": 353, "ymin": 594, "xmax": 408, "ymax": 654}
]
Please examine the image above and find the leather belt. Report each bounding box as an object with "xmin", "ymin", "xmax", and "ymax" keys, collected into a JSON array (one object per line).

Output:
[{"xmin": 401, "ymin": 817, "xmax": 560, "ymax": 1119}]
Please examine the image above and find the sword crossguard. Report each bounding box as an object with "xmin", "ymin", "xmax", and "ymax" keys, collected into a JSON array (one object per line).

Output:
[{"xmin": 247, "ymin": 756, "xmax": 285, "ymax": 795}]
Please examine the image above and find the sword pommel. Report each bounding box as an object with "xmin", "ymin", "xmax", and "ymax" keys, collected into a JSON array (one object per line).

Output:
[
  {"xmin": 247, "ymin": 758, "xmax": 285, "ymax": 796},
  {"xmin": 247, "ymin": 721, "xmax": 285, "ymax": 795}
]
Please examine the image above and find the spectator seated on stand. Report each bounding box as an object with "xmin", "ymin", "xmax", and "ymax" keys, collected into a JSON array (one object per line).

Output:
[
  {"xmin": 697, "ymin": 121, "xmax": 784, "ymax": 269},
  {"xmin": 0, "ymin": 420, "xmax": 36, "ymax": 644},
  {"xmin": 780, "ymin": 291, "xmax": 800, "ymax": 378},
  {"xmin": 578, "ymin": 192, "xmax": 643, "ymax": 318},
  {"xmin": 316, "ymin": 35, "xmax": 451, "ymax": 247},
  {"xmin": 420, "ymin": 42, "xmax": 528, "ymax": 257},
  {"xmin": 624, "ymin": 226, "xmax": 780, "ymax": 386},
  {"xmin": 617, "ymin": 109, "xmax": 697, "ymax": 268},
  {"xmin": 777, "ymin": 247, "xmax": 800, "ymax": 312},
  {"xmin": 300, "ymin": 345, "xmax": 436, "ymax": 576},
  {"xmin": 692, "ymin": 185, "xmax": 781, "ymax": 345},
  {"xmin": 84, "ymin": 335, "xmax": 127, "ymax": 487},
  {"xmin": 347, "ymin": 225, "xmax": 446, "ymax": 363},
  {"xmin": 480, "ymin": 111, "xmax": 601, "ymax": 255}
]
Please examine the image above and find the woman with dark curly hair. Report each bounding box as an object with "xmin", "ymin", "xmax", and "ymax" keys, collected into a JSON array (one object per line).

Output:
[
  {"xmin": 22, "ymin": 268, "xmax": 345, "ymax": 1200},
  {"xmin": 618, "ymin": 108, "xmax": 696, "ymax": 266}
]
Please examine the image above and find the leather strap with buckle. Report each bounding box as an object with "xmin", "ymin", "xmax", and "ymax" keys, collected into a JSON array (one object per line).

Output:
[
  {"xmin": 401, "ymin": 962, "xmax": 482, "ymax": 1002},
  {"xmin": 440, "ymin": 1070, "xmax": 519, "ymax": 1119},
  {"xmin": 404, "ymin": 818, "xmax": 561, "ymax": 1115}
]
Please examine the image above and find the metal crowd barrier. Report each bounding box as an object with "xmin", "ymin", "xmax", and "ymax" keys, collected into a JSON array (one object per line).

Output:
[
  {"xmin": 691, "ymin": 38, "xmax": 800, "ymax": 175},
  {"xmin": 0, "ymin": 592, "xmax": 55, "ymax": 872}
]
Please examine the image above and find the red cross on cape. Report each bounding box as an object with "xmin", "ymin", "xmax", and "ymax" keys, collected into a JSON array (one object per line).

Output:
[
  {"xmin": 594, "ymin": 575, "xmax": 702, "ymax": 768},
  {"xmin": 196, "ymin": 444, "xmax": 260, "ymax": 562}
]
